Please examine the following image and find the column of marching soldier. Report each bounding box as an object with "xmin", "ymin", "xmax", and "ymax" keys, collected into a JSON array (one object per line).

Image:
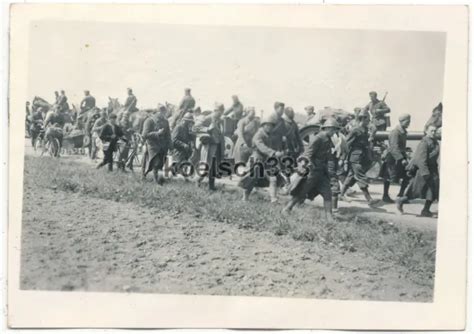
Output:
[{"xmin": 26, "ymin": 89, "xmax": 441, "ymax": 222}]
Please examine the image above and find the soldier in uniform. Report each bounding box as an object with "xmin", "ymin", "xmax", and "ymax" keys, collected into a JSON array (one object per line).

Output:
[
  {"xmin": 346, "ymin": 107, "xmax": 361, "ymax": 133},
  {"xmin": 363, "ymin": 91, "xmax": 391, "ymax": 131},
  {"xmin": 224, "ymin": 95, "xmax": 244, "ymax": 121},
  {"xmin": 232, "ymin": 107, "xmax": 259, "ymax": 164},
  {"xmin": 141, "ymin": 106, "xmax": 172, "ymax": 184},
  {"xmin": 238, "ymin": 113, "xmax": 285, "ymax": 202},
  {"xmin": 171, "ymin": 112, "xmax": 195, "ymax": 176},
  {"xmin": 97, "ymin": 113, "xmax": 126, "ymax": 172},
  {"xmin": 271, "ymin": 101, "xmax": 286, "ymax": 152},
  {"xmin": 283, "ymin": 106, "xmax": 304, "ymax": 160},
  {"xmin": 44, "ymin": 105, "xmax": 66, "ymax": 156},
  {"xmin": 178, "ymin": 88, "xmax": 196, "ymax": 112},
  {"xmin": 171, "ymin": 88, "xmax": 196, "ymax": 129},
  {"xmin": 124, "ymin": 88, "xmax": 138, "ymax": 113},
  {"xmin": 84, "ymin": 107, "xmax": 101, "ymax": 160},
  {"xmin": 396, "ymin": 124, "xmax": 440, "ymax": 217},
  {"xmin": 304, "ymin": 105, "xmax": 316, "ymax": 125},
  {"xmin": 80, "ymin": 90, "xmax": 96, "ymax": 113},
  {"xmin": 339, "ymin": 109, "xmax": 380, "ymax": 207},
  {"xmin": 57, "ymin": 90, "xmax": 69, "ymax": 113},
  {"xmin": 282, "ymin": 118, "xmax": 340, "ymax": 222},
  {"xmin": 29, "ymin": 104, "xmax": 44, "ymax": 148},
  {"xmin": 195, "ymin": 103, "xmax": 225, "ymax": 191},
  {"xmin": 380, "ymin": 113, "xmax": 411, "ymax": 203},
  {"xmin": 327, "ymin": 119, "xmax": 348, "ymax": 212}
]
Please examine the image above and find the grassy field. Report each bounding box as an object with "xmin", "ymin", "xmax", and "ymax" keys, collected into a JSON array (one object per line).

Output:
[{"xmin": 20, "ymin": 155, "xmax": 436, "ymax": 299}]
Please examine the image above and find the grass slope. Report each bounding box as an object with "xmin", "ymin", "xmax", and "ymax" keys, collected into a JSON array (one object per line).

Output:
[{"xmin": 23, "ymin": 155, "xmax": 436, "ymax": 289}]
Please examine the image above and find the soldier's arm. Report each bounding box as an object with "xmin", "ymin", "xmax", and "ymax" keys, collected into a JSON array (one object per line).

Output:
[
  {"xmin": 376, "ymin": 101, "xmax": 390, "ymax": 115},
  {"xmin": 254, "ymin": 133, "xmax": 277, "ymax": 157},
  {"xmin": 172, "ymin": 127, "xmax": 188, "ymax": 150},
  {"xmin": 345, "ymin": 128, "xmax": 358, "ymax": 149}
]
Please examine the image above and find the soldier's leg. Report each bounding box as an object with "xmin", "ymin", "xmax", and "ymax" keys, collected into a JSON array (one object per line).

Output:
[
  {"xmin": 382, "ymin": 180, "xmax": 393, "ymax": 203},
  {"xmin": 96, "ymin": 150, "xmax": 108, "ymax": 169},
  {"xmin": 327, "ymin": 159, "xmax": 341, "ymax": 211},
  {"xmin": 421, "ymin": 200, "xmax": 433, "ymax": 217},
  {"xmin": 267, "ymin": 176, "xmax": 278, "ymax": 203},
  {"xmin": 340, "ymin": 168, "xmax": 357, "ymax": 200}
]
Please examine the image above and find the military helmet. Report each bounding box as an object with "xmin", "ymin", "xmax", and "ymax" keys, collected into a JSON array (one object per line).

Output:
[
  {"xmin": 261, "ymin": 113, "xmax": 278, "ymax": 126},
  {"xmin": 321, "ymin": 117, "xmax": 341, "ymax": 129}
]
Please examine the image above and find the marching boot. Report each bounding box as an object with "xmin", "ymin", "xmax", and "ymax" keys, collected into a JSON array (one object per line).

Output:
[
  {"xmin": 382, "ymin": 181, "xmax": 394, "ymax": 203},
  {"xmin": 242, "ymin": 189, "xmax": 251, "ymax": 201},
  {"xmin": 362, "ymin": 187, "xmax": 380, "ymax": 207},
  {"xmin": 397, "ymin": 178, "xmax": 409, "ymax": 198},
  {"xmin": 338, "ymin": 183, "xmax": 352, "ymax": 202},
  {"xmin": 282, "ymin": 197, "xmax": 299, "ymax": 214},
  {"xmin": 208, "ymin": 176, "xmax": 217, "ymax": 191},
  {"xmin": 396, "ymin": 196, "xmax": 407, "ymax": 214},
  {"xmin": 268, "ymin": 178, "xmax": 278, "ymax": 203},
  {"xmin": 323, "ymin": 200, "xmax": 334, "ymax": 223},
  {"xmin": 332, "ymin": 196, "xmax": 339, "ymax": 213},
  {"xmin": 421, "ymin": 200, "xmax": 434, "ymax": 217}
]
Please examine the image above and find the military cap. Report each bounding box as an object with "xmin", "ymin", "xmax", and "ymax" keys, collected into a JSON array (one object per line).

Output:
[
  {"xmin": 305, "ymin": 105, "xmax": 315, "ymax": 112},
  {"xmin": 261, "ymin": 114, "xmax": 278, "ymax": 126},
  {"xmin": 274, "ymin": 101, "xmax": 285, "ymax": 109},
  {"xmin": 369, "ymin": 91, "xmax": 377, "ymax": 96},
  {"xmin": 399, "ymin": 113, "xmax": 411, "ymax": 122},
  {"xmin": 321, "ymin": 117, "xmax": 341, "ymax": 129},
  {"xmin": 157, "ymin": 103, "xmax": 167, "ymax": 111},
  {"xmin": 214, "ymin": 103, "xmax": 225, "ymax": 112}
]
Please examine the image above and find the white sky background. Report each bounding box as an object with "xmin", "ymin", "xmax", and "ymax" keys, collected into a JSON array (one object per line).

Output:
[{"xmin": 28, "ymin": 22, "xmax": 446, "ymax": 130}]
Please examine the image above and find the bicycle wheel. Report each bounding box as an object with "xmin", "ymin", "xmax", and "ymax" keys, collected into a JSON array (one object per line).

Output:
[{"xmin": 49, "ymin": 138, "xmax": 60, "ymax": 157}]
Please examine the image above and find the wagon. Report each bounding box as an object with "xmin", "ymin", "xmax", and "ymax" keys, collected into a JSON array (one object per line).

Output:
[{"xmin": 62, "ymin": 131, "xmax": 86, "ymax": 155}]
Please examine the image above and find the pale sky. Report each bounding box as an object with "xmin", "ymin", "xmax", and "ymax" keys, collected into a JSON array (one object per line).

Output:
[{"xmin": 28, "ymin": 21, "xmax": 446, "ymax": 130}]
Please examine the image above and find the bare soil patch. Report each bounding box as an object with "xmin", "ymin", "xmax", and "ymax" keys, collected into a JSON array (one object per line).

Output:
[{"xmin": 20, "ymin": 156, "xmax": 435, "ymax": 301}]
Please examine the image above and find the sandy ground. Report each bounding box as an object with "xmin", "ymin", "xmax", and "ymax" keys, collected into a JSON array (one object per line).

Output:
[{"xmin": 21, "ymin": 175, "xmax": 433, "ymax": 301}]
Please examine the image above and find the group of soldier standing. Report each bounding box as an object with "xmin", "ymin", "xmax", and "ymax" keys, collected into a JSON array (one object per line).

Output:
[{"xmin": 26, "ymin": 88, "xmax": 442, "ymax": 222}]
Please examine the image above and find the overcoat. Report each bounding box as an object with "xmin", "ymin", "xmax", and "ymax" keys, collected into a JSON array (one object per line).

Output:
[
  {"xmin": 232, "ymin": 116, "xmax": 259, "ymax": 164},
  {"xmin": 282, "ymin": 115, "xmax": 304, "ymax": 158},
  {"xmin": 380, "ymin": 124, "xmax": 408, "ymax": 180},
  {"xmin": 171, "ymin": 122, "xmax": 195, "ymax": 163},
  {"xmin": 238, "ymin": 127, "xmax": 285, "ymax": 189},
  {"xmin": 193, "ymin": 115, "xmax": 225, "ymax": 168},
  {"xmin": 99, "ymin": 122, "xmax": 124, "ymax": 152},
  {"xmin": 289, "ymin": 131, "xmax": 333, "ymax": 201},
  {"xmin": 141, "ymin": 116, "xmax": 171, "ymax": 174},
  {"xmin": 405, "ymin": 136, "xmax": 440, "ymax": 201},
  {"xmin": 346, "ymin": 125, "xmax": 372, "ymax": 168}
]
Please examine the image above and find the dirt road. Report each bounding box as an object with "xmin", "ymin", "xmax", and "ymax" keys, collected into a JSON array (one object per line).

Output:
[{"xmin": 21, "ymin": 168, "xmax": 434, "ymax": 301}]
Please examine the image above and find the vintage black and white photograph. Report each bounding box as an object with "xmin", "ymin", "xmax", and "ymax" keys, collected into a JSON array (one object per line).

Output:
[
  {"xmin": 7, "ymin": 4, "xmax": 469, "ymax": 330},
  {"xmin": 19, "ymin": 21, "xmax": 447, "ymax": 302}
]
